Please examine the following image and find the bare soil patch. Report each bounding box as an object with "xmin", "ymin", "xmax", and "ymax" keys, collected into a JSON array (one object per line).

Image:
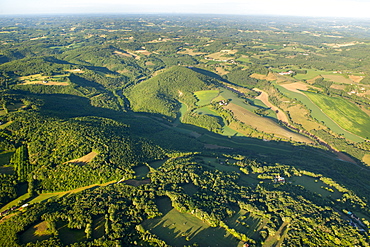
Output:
[
  {"xmin": 114, "ymin": 50, "xmax": 133, "ymax": 58},
  {"xmin": 280, "ymin": 82, "xmax": 320, "ymax": 94},
  {"xmin": 136, "ymin": 50, "xmax": 151, "ymax": 56},
  {"xmin": 124, "ymin": 179, "xmax": 151, "ymax": 187},
  {"xmin": 349, "ymin": 75, "xmax": 364, "ymax": 83},
  {"xmin": 66, "ymin": 151, "xmax": 98, "ymax": 164},
  {"xmin": 66, "ymin": 69, "xmax": 84, "ymax": 74},
  {"xmin": 21, "ymin": 81, "xmax": 69, "ymax": 86}
]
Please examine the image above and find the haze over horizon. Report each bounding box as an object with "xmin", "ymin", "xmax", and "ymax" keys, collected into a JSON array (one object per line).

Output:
[{"xmin": 1, "ymin": 0, "xmax": 370, "ymax": 19}]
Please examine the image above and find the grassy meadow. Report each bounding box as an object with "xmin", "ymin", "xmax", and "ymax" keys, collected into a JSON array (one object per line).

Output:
[
  {"xmin": 194, "ymin": 90, "xmax": 220, "ymax": 106},
  {"xmin": 143, "ymin": 197, "xmax": 241, "ymax": 247}
]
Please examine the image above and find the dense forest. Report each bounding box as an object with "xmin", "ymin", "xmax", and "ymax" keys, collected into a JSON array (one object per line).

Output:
[{"xmin": 0, "ymin": 15, "xmax": 370, "ymax": 246}]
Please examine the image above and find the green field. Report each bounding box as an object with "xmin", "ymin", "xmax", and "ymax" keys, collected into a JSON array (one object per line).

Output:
[
  {"xmin": 275, "ymin": 85, "xmax": 364, "ymax": 142},
  {"xmin": 0, "ymin": 150, "xmax": 13, "ymax": 166},
  {"xmin": 225, "ymin": 209, "xmax": 267, "ymax": 241},
  {"xmin": 305, "ymin": 92, "xmax": 370, "ymax": 139},
  {"xmin": 293, "ymin": 69, "xmax": 333, "ymax": 81},
  {"xmin": 143, "ymin": 197, "xmax": 241, "ymax": 247},
  {"xmin": 194, "ymin": 90, "xmax": 220, "ymax": 106},
  {"xmin": 292, "ymin": 175, "xmax": 342, "ymax": 199}
]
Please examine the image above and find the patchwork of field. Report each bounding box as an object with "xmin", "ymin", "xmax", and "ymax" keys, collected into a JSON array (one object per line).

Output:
[
  {"xmin": 224, "ymin": 103, "xmax": 313, "ymax": 143},
  {"xmin": 275, "ymin": 85, "xmax": 364, "ymax": 142},
  {"xmin": 305, "ymin": 92, "xmax": 370, "ymax": 139}
]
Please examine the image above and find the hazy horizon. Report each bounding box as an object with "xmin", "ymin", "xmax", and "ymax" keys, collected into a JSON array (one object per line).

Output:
[{"xmin": 1, "ymin": 0, "xmax": 370, "ymax": 19}]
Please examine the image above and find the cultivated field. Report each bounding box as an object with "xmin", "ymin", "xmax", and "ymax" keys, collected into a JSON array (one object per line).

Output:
[
  {"xmin": 322, "ymin": 74, "xmax": 352, "ymax": 84},
  {"xmin": 279, "ymin": 82, "xmax": 320, "ymax": 93},
  {"xmin": 305, "ymin": 92, "xmax": 370, "ymax": 139},
  {"xmin": 250, "ymin": 72, "xmax": 277, "ymax": 82},
  {"xmin": 224, "ymin": 103, "xmax": 313, "ymax": 143},
  {"xmin": 275, "ymin": 85, "xmax": 364, "ymax": 142},
  {"xmin": 253, "ymin": 88, "xmax": 289, "ymax": 123}
]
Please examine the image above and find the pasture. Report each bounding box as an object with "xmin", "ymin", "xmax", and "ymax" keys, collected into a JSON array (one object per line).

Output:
[
  {"xmin": 19, "ymin": 73, "xmax": 69, "ymax": 86},
  {"xmin": 292, "ymin": 175, "xmax": 342, "ymax": 199},
  {"xmin": 194, "ymin": 90, "xmax": 220, "ymax": 106},
  {"xmin": 20, "ymin": 221, "xmax": 53, "ymax": 244},
  {"xmin": 143, "ymin": 197, "xmax": 241, "ymax": 247},
  {"xmin": 293, "ymin": 69, "xmax": 333, "ymax": 81},
  {"xmin": 322, "ymin": 74, "xmax": 352, "ymax": 84},
  {"xmin": 305, "ymin": 92, "xmax": 370, "ymax": 139},
  {"xmin": 275, "ymin": 85, "xmax": 364, "ymax": 142},
  {"xmin": 225, "ymin": 210, "xmax": 267, "ymax": 242}
]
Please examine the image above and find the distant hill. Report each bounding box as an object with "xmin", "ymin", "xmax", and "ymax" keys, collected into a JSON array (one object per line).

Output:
[{"xmin": 126, "ymin": 66, "xmax": 218, "ymax": 118}]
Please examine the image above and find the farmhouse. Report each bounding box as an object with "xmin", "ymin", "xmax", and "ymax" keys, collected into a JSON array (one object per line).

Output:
[
  {"xmin": 279, "ymin": 71, "xmax": 294, "ymax": 75},
  {"xmin": 219, "ymin": 100, "xmax": 228, "ymax": 106},
  {"xmin": 274, "ymin": 175, "xmax": 285, "ymax": 183}
]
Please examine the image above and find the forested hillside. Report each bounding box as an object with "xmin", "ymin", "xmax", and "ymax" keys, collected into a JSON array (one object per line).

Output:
[{"xmin": 0, "ymin": 15, "xmax": 370, "ymax": 247}]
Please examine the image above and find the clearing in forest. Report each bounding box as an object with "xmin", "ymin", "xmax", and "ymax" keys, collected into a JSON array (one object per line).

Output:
[
  {"xmin": 66, "ymin": 151, "xmax": 98, "ymax": 164},
  {"xmin": 19, "ymin": 74, "xmax": 69, "ymax": 86},
  {"xmin": 194, "ymin": 90, "xmax": 220, "ymax": 106},
  {"xmin": 143, "ymin": 197, "xmax": 241, "ymax": 247}
]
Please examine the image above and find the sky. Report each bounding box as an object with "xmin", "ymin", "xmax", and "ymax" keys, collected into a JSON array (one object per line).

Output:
[{"xmin": 1, "ymin": 0, "xmax": 370, "ymax": 19}]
